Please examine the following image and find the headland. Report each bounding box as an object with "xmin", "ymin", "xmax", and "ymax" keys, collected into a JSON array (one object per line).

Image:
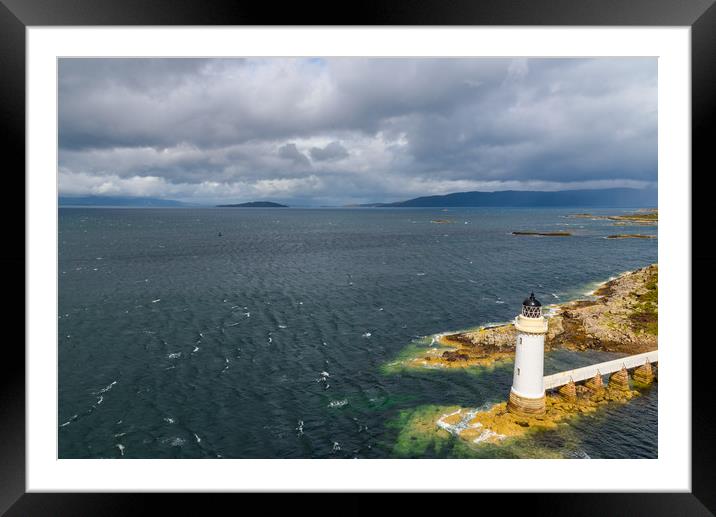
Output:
[
  {"xmin": 390, "ymin": 263, "xmax": 657, "ymax": 372},
  {"xmin": 385, "ymin": 262, "xmax": 658, "ymax": 456}
]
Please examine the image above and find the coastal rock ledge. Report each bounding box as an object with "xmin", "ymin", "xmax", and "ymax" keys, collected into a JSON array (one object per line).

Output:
[
  {"xmin": 395, "ymin": 263, "xmax": 657, "ymax": 372},
  {"xmin": 433, "ymin": 382, "xmax": 642, "ymax": 449}
]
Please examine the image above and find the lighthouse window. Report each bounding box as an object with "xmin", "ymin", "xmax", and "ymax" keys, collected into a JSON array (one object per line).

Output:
[
  {"xmin": 522, "ymin": 306, "xmax": 542, "ymax": 318},
  {"xmin": 517, "ymin": 368, "xmax": 521, "ymax": 375},
  {"xmin": 519, "ymin": 337, "xmax": 522, "ymax": 345}
]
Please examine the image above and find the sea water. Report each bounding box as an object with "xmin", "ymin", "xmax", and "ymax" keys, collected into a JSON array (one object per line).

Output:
[{"xmin": 58, "ymin": 207, "xmax": 657, "ymax": 458}]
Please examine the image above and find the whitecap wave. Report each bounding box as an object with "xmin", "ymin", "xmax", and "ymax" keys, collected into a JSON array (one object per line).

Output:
[
  {"xmin": 59, "ymin": 414, "xmax": 78, "ymax": 427},
  {"xmin": 93, "ymin": 380, "xmax": 117, "ymax": 395},
  {"xmin": 472, "ymin": 428, "xmax": 505, "ymax": 444}
]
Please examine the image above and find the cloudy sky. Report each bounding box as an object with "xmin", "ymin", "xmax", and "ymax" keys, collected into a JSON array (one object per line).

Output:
[{"xmin": 58, "ymin": 58, "xmax": 657, "ymax": 206}]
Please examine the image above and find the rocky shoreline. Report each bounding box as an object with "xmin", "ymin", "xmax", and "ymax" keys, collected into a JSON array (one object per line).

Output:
[
  {"xmin": 395, "ymin": 376, "xmax": 645, "ymax": 454},
  {"xmin": 607, "ymin": 234, "xmax": 656, "ymax": 239},
  {"xmin": 386, "ymin": 215, "xmax": 658, "ymax": 456},
  {"xmin": 512, "ymin": 231, "xmax": 572, "ymax": 237},
  {"xmin": 569, "ymin": 208, "xmax": 657, "ymax": 226},
  {"xmin": 390, "ymin": 362, "xmax": 656, "ymax": 457},
  {"xmin": 395, "ymin": 263, "xmax": 657, "ymax": 371}
]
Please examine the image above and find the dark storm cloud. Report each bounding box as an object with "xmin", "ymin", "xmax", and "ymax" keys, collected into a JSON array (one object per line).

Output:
[
  {"xmin": 278, "ymin": 143, "xmax": 312, "ymax": 168},
  {"xmin": 309, "ymin": 141, "xmax": 349, "ymax": 162},
  {"xmin": 58, "ymin": 57, "xmax": 657, "ymax": 204}
]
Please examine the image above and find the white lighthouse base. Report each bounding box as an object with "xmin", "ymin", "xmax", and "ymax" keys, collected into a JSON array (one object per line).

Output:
[{"xmin": 507, "ymin": 389, "xmax": 546, "ymax": 417}]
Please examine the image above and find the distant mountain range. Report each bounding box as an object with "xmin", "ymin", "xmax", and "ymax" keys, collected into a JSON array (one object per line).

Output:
[
  {"xmin": 216, "ymin": 201, "xmax": 288, "ymax": 208},
  {"xmin": 59, "ymin": 196, "xmax": 192, "ymax": 207},
  {"xmin": 358, "ymin": 188, "xmax": 657, "ymax": 208},
  {"xmin": 59, "ymin": 188, "xmax": 656, "ymax": 209}
]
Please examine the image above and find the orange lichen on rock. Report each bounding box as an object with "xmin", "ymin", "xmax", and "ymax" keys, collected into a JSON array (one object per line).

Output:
[
  {"xmin": 437, "ymin": 383, "xmax": 641, "ymax": 447},
  {"xmin": 403, "ymin": 329, "xmax": 515, "ymax": 370}
]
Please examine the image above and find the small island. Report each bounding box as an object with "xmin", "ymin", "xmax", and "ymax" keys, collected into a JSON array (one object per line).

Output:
[
  {"xmin": 512, "ymin": 231, "xmax": 572, "ymax": 237},
  {"xmin": 216, "ymin": 201, "xmax": 288, "ymax": 208},
  {"xmin": 607, "ymin": 234, "xmax": 656, "ymax": 239},
  {"xmin": 569, "ymin": 208, "xmax": 657, "ymax": 226}
]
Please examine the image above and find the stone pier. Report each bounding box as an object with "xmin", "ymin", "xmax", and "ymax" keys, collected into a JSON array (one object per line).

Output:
[
  {"xmin": 541, "ymin": 352, "xmax": 657, "ymax": 403},
  {"xmin": 543, "ymin": 350, "xmax": 658, "ymax": 391}
]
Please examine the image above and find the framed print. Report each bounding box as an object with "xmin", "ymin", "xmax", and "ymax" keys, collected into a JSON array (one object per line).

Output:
[{"xmin": 2, "ymin": 0, "xmax": 714, "ymax": 513}]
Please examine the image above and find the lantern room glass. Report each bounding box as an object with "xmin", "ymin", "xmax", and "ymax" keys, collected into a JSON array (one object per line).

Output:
[{"xmin": 522, "ymin": 305, "xmax": 542, "ymax": 318}]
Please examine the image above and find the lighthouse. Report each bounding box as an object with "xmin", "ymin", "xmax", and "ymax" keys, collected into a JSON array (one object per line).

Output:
[{"xmin": 507, "ymin": 292, "xmax": 548, "ymax": 416}]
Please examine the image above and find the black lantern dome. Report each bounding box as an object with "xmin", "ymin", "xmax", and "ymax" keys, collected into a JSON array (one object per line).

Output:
[
  {"xmin": 521, "ymin": 292, "xmax": 542, "ymax": 318},
  {"xmin": 522, "ymin": 292, "xmax": 541, "ymax": 307}
]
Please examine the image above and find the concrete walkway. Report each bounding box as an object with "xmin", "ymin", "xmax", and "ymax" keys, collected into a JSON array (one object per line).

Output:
[{"xmin": 543, "ymin": 350, "xmax": 658, "ymax": 391}]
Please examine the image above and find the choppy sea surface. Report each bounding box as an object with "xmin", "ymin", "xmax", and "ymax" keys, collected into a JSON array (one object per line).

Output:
[{"xmin": 58, "ymin": 207, "xmax": 657, "ymax": 458}]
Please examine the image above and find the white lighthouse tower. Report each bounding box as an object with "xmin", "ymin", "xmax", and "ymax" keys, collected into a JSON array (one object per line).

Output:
[{"xmin": 507, "ymin": 292, "xmax": 548, "ymax": 416}]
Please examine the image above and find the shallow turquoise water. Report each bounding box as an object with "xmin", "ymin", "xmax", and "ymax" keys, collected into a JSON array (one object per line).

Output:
[{"xmin": 58, "ymin": 207, "xmax": 657, "ymax": 458}]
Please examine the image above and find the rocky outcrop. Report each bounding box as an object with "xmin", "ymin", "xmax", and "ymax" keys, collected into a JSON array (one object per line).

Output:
[
  {"xmin": 391, "ymin": 263, "xmax": 657, "ymax": 372},
  {"xmin": 552, "ymin": 263, "xmax": 658, "ymax": 354},
  {"xmin": 441, "ymin": 350, "xmax": 470, "ymax": 362},
  {"xmin": 607, "ymin": 234, "xmax": 656, "ymax": 239},
  {"xmin": 512, "ymin": 231, "xmax": 572, "ymax": 236},
  {"xmin": 435, "ymin": 383, "xmax": 642, "ymax": 447},
  {"xmin": 568, "ymin": 209, "xmax": 658, "ymax": 226}
]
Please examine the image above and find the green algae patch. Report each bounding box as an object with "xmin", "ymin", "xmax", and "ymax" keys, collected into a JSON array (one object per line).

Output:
[
  {"xmin": 628, "ymin": 266, "xmax": 658, "ymax": 336},
  {"xmin": 388, "ymin": 405, "xmax": 460, "ymax": 458},
  {"xmin": 389, "ymin": 403, "xmax": 573, "ymax": 458},
  {"xmin": 380, "ymin": 335, "xmax": 441, "ymax": 375}
]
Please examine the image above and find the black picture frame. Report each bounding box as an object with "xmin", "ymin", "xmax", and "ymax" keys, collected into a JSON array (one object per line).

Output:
[{"xmin": 2, "ymin": 0, "xmax": 712, "ymax": 513}]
